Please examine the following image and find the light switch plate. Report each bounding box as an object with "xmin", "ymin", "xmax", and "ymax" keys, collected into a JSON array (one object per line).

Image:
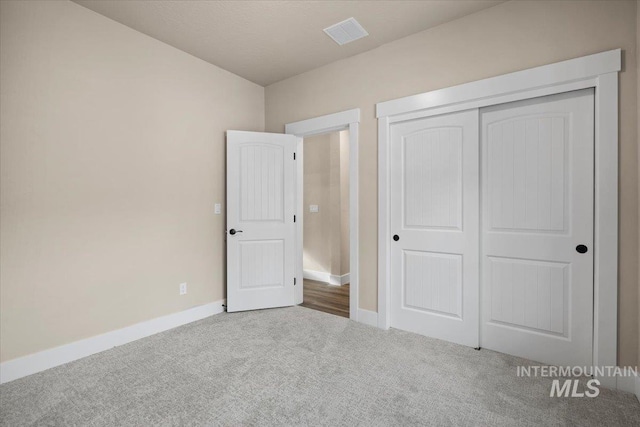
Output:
[
  {"xmin": 214, "ymin": 203, "xmax": 221, "ymax": 214},
  {"xmin": 309, "ymin": 205, "xmax": 319, "ymax": 213}
]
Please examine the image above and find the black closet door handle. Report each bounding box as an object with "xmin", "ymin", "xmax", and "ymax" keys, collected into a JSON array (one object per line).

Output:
[
  {"xmin": 576, "ymin": 244, "xmax": 588, "ymax": 254},
  {"xmin": 393, "ymin": 235, "xmax": 399, "ymax": 241},
  {"xmin": 229, "ymin": 229, "xmax": 243, "ymax": 235}
]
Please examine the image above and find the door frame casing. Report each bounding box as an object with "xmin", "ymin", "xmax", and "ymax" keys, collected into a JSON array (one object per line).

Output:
[
  {"xmin": 285, "ymin": 109, "xmax": 360, "ymax": 320},
  {"xmin": 376, "ymin": 49, "xmax": 620, "ymax": 388}
]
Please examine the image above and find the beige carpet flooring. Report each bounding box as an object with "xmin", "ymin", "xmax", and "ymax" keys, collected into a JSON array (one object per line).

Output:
[{"xmin": 1, "ymin": 306, "xmax": 639, "ymax": 426}]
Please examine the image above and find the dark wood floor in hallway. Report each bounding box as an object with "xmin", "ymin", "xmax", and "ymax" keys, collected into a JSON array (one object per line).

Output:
[{"xmin": 300, "ymin": 279, "xmax": 349, "ymax": 318}]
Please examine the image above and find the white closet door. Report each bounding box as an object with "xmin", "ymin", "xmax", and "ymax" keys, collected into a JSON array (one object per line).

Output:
[
  {"xmin": 390, "ymin": 110, "xmax": 479, "ymax": 347},
  {"xmin": 226, "ymin": 131, "xmax": 298, "ymax": 312},
  {"xmin": 480, "ymin": 89, "xmax": 594, "ymax": 366}
]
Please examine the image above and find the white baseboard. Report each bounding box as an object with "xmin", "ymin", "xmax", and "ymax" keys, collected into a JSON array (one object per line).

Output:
[
  {"xmin": 303, "ymin": 269, "xmax": 350, "ymax": 286},
  {"xmin": 622, "ymin": 373, "xmax": 640, "ymax": 402},
  {"xmin": 357, "ymin": 308, "xmax": 378, "ymax": 327},
  {"xmin": 303, "ymin": 269, "xmax": 330, "ymax": 283},
  {"xmin": 337, "ymin": 273, "xmax": 350, "ymax": 285},
  {"xmin": 0, "ymin": 300, "xmax": 226, "ymax": 384},
  {"xmin": 597, "ymin": 369, "xmax": 640, "ymax": 399},
  {"xmin": 616, "ymin": 374, "xmax": 636, "ymax": 394}
]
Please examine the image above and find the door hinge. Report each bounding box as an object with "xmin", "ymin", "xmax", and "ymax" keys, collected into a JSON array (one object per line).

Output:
[
  {"xmin": 294, "ymin": 215, "xmax": 296, "ymax": 223},
  {"xmin": 293, "ymin": 152, "xmax": 296, "ymax": 160},
  {"xmin": 294, "ymin": 277, "xmax": 297, "ymax": 285}
]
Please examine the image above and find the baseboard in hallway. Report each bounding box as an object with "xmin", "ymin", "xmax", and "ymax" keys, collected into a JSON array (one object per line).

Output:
[{"xmin": 303, "ymin": 269, "xmax": 350, "ymax": 286}]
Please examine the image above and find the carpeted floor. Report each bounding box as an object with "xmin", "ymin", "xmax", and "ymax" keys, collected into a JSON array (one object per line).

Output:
[{"xmin": 1, "ymin": 306, "xmax": 639, "ymax": 426}]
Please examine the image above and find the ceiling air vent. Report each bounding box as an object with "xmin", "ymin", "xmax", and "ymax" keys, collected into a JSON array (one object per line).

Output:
[{"xmin": 323, "ymin": 17, "xmax": 369, "ymax": 46}]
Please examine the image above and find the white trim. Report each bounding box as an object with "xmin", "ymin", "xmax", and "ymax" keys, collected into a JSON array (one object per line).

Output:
[
  {"xmin": 0, "ymin": 300, "xmax": 226, "ymax": 384},
  {"xmin": 376, "ymin": 49, "xmax": 621, "ymax": 118},
  {"xmin": 303, "ymin": 269, "xmax": 331, "ymax": 284},
  {"xmin": 285, "ymin": 109, "xmax": 360, "ymax": 137},
  {"xmin": 348, "ymin": 120, "xmax": 359, "ymax": 321},
  {"xmin": 377, "ymin": 49, "xmax": 620, "ymax": 387},
  {"xmin": 384, "ymin": 79, "xmax": 598, "ymax": 126},
  {"xmin": 616, "ymin": 373, "xmax": 637, "ymax": 395},
  {"xmin": 592, "ymin": 71, "xmax": 618, "ymax": 389},
  {"xmin": 303, "ymin": 269, "xmax": 350, "ymax": 286},
  {"xmin": 286, "ymin": 108, "xmax": 360, "ymax": 322},
  {"xmin": 357, "ymin": 309, "xmax": 378, "ymax": 328},
  {"xmin": 377, "ymin": 115, "xmax": 391, "ymax": 330}
]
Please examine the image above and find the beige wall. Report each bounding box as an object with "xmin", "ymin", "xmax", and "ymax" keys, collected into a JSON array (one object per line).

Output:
[
  {"xmin": 303, "ymin": 134, "xmax": 331, "ymax": 273},
  {"xmin": 303, "ymin": 131, "xmax": 349, "ymax": 278},
  {"xmin": 0, "ymin": 1, "xmax": 264, "ymax": 362},
  {"xmin": 637, "ymin": 0, "xmax": 640, "ymax": 365},
  {"xmin": 2, "ymin": 0, "xmax": 638, "ymax": 368},
  {"xmin": 266, "ymin": 0, "xmax": 639, "ymax": 366}
]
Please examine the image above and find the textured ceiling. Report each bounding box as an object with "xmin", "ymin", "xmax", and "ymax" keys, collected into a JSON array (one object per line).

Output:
[{"xmin": 73, "ymin": 0, "xmax": 504, "ymax": 86}]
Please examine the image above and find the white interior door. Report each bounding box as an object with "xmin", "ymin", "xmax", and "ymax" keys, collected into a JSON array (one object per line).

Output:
[
  {"xmin": 480, "ymin": 89, "xmax": 594, "ymax": 366},
  {"xmin": 390, "ymin": 110, "xmax": 479, "ymax": 347},
  {"xmin": 226, "ymin": 131, "xmax": 299, "ymax": 312}
]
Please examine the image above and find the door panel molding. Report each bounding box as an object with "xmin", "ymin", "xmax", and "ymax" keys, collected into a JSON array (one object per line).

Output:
[
  {"xmin": 390, "ymin": 110, "xmax": 479, "ymax": 347},
  {"xmin": 480, "ymin": 89, "xmax": 594, "ymax": 367},
  {"xmin": 377, "ymin": 49, "xmax": 620, "ymax": 389},
  {"xmin": 226, "ymin": 131, "xmax": 298, "ymax": 312}
]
